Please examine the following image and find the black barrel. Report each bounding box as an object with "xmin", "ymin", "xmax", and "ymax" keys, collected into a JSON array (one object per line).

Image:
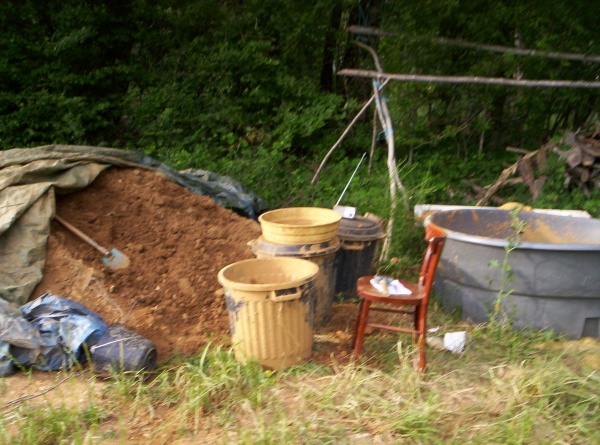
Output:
[
  {"xmin": 335, "ymin": 215, "xmax": 385, "ymax": 300},
  {"xmin": 251, "ymin": 236, "xmax": 340, "ymax": 326},
  {"xmin": 91, "ymin": 324, "xmax": 157, "ymax": 375}
]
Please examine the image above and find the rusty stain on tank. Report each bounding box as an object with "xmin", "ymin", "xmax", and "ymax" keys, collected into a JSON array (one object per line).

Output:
[{"xmin": 427, "ymin": 209, "xmax": 600, "ymax": 247}]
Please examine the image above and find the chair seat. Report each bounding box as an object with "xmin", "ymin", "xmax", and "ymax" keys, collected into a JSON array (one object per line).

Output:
[{"xmin": 356, "ymin": 276, "xmax": 423, "ymax": 305}]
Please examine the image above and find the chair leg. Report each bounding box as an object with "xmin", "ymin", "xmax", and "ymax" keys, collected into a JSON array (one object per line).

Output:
[
  {"xmin": 416, "ymin": 334, "xmax": 426, "ymax": 372},
  {"xmin": 412, "ymin": 306, "xmax": 420, "ymax": 344},
  {"xmin": 352, "ymin": 300, "xmax": 371, "ymax": 361},
  {"xmin": 351, "ymin": 299, "xmax": 363, "ymax": 349},
  {"xmin": 415, "ymin": 304, "xmax": 427, "ymax": 372}
]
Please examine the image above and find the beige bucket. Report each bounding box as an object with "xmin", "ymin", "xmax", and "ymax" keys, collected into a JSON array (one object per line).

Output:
[
  {"xmin": 218, "ymin": 258, "xmax": 319, "ymax": 370},
  {"xmin": 258, "ymin": 207, "xmax": 341, "ymax": 244}
]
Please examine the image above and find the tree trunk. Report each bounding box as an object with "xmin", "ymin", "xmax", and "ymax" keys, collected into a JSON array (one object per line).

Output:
[
  {"xmin": 320, "ymin": 3, "xmax": 343, "ymax": 92},
  {"xmin": 341, "ymin": 1, "xmax": 383, "ymax": 101}
]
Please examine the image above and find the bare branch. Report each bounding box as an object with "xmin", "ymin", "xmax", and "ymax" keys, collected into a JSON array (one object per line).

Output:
[
  {"xmin": 353, "ymin": 40, "xmax": 384, "ymax": 73},
  {"xmin": 348, "ymin": 26, "xmax": 600, "ymax": 64},
  {"xmin": 338, "ymin": 69, "xmax": 600, "ymax": 88},
  {"xmin": 506, "ymin": 146, "xmax": 532, "ymax": 155},
  {"xmin": 4, "ymin": 372, "xmax": 86, "ymax": 408},
  {"xmin": 348, "ymin": 26, "xmax": 395, "ymax": 38}
]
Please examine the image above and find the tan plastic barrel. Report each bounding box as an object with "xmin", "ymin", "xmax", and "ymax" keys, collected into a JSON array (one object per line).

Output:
[
  {"xmin": 258, "ymin": 207, "xmax": 341, "ymax": 244},
  {"xmin": 218, "ymin": 258, "xmax": 319, "ymax": 370},
  {"xmin": 251, "ymin": 236, "xmax": 340, "ymax": 326}
]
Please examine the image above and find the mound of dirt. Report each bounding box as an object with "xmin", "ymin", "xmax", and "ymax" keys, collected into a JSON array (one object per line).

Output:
[
  {"xmin": 32, "ymin": 167, "xmax": 356, "ymax": 365},
  {"xmin": 33, "ymin": 167, "xmax": 262, "ymax": 360}
]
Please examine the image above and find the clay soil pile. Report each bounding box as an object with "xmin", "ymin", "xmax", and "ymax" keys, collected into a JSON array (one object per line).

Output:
[
  {"xmin": 33, "ymin": 167, "xmax": 263, "ymax": 360},
  {"xmin": 32, "ymin": 167, "xmax": 355, "ymax": 364}
]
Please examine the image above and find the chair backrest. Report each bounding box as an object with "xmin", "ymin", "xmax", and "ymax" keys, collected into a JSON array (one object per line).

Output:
[{"xmin": 417, "ymin": 235, "xmax": 446, "ymax": 302}]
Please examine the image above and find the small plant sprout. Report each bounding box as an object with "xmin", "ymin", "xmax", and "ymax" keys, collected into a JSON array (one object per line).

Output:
[{"xmin": 488, "ymin": 205, "xmax": 527, "ymax": 328}]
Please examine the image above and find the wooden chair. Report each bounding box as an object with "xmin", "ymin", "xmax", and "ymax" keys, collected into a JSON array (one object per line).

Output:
[{"xmin": 351, "ymin": 232, "xmax": 446, "ymax": 371}]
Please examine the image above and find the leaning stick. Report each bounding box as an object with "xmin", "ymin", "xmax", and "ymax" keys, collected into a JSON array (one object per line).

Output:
[
  {"xmin": 368, "ymin": 107, "xmax": 377, "ymax": 175},
  {"xmin": 352, "ymin": 41, "xmax": 408, "ymax": 260},
  {"xmin": 311, "ymin": 78, "xmax": 389, "ymax": 185},
  {"xmin": 372, "ymin": 81, "xmax": 397, "ymax": 261}
]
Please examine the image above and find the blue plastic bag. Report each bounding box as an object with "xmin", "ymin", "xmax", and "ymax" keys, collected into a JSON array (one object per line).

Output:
[{"xmin": 20, "ymin": 293, "xmax": 107, "ymax": 371}]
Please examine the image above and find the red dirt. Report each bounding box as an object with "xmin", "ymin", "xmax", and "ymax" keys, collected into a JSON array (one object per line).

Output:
[{"xmin": 32, "ymin": 167, "xmax": 355, "ymax": 365}]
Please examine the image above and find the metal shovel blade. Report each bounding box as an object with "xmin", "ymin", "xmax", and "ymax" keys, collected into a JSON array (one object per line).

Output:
[{"xmin": 102, "ymin": 248, "xmax": 130, "ymax": 269}]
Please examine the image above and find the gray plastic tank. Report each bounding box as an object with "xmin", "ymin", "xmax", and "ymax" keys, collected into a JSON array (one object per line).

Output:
[{"xmin": 425, "ymin": 209, "xmax": 600, "ymax": 339}]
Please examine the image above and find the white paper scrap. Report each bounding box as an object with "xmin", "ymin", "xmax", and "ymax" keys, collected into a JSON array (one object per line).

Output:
[
  {"xmin": 370, "ymin": 276, "xmax": 412, "ymax": 295},
  {"xmin": 443, "ymin": 331, "xmax": 467, "ymax": 353}
]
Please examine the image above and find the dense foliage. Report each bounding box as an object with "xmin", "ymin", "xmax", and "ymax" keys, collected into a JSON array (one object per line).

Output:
[{"xmin": 1, "ymin": 0, "xmax": 599, "ymax": 216}]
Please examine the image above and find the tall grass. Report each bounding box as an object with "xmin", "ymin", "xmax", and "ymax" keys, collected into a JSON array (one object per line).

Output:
[
  {"xmin": 1, "ymin": 312, "xmax": 597, "ymax": 444},
  {"xmin": 0, "ymin": 399, "xmax": 107, "ymax": 444}
]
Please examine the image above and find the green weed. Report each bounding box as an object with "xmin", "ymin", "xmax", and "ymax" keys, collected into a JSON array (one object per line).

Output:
[
  {"xmin": 487, "ymin": 206, "xmax": 527, "ymax": 329},
  {"xmin": 154, "ymin": 345, "xmax": 277, "ymax": 435}
]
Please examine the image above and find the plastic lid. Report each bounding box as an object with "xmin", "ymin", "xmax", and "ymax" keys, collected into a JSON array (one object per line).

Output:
[{"xmin": 338, "ymin": 216, "xmax": 385, "ymax": 241}]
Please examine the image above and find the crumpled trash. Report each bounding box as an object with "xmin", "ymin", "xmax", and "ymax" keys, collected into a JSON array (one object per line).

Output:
[
  {"xmin": 19, "ymin": 293, "xmax": 107, "ymax": 371},
  {"xmin": 370, "ymin": 276, "xmax": 412, "ymax": 295},
  {"xmin": 443, "ymin": 331, "xmax": 467, "ymax": 353},
  {"xmin": 426, "ymin": 330, "xmax": 468, "ymax": 354}
]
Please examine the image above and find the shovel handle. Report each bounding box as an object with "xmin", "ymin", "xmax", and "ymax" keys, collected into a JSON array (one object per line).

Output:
[{"xmin": 54, "ymin": 215, "xmax": 110, "ymax": 256}]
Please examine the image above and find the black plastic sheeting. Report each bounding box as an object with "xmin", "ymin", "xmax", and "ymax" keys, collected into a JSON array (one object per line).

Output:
[{"xmin": 91, "ymin": 323, "xmax": 157, "ymax": 376}]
